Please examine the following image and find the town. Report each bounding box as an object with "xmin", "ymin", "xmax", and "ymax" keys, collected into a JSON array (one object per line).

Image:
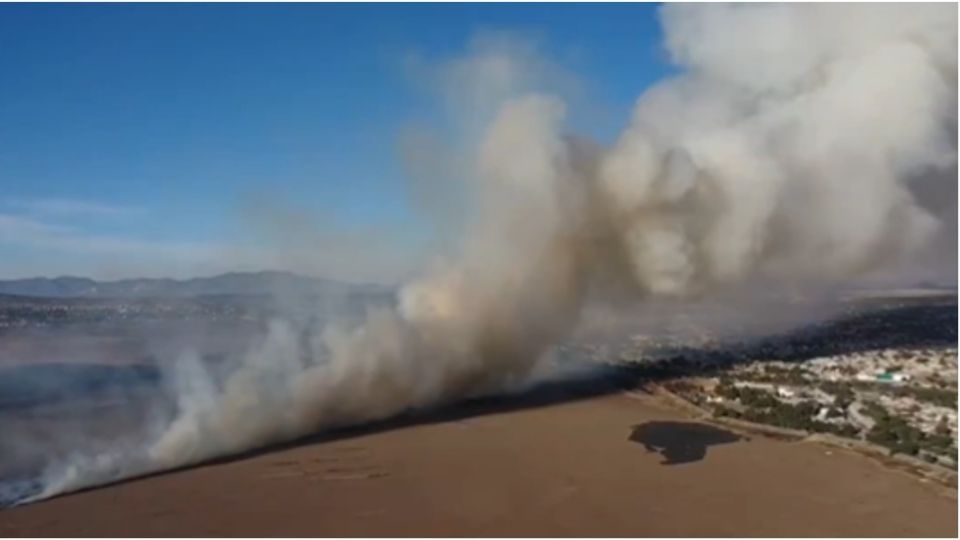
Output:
[
  {"xmin": 0, "ymin": 295, "xmax": 257, "ymax": 330},
  {"xmin": 666, "ymin": 347, "xmax": 957, "ymax": 468},
  {"xmin": 560, "ymin": 294, "xmax": 958, "ymax": 469}
]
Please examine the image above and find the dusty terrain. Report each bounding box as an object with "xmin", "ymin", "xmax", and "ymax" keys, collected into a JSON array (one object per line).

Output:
[{"xmin": 1, "ymin": 391, "xmax": 955, "ymax": 537}]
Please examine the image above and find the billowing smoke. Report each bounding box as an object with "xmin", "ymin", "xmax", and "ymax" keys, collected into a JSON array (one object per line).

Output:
[{"xmin": 13, "ymin": 3, "xmax": 958, "ymax": 503}]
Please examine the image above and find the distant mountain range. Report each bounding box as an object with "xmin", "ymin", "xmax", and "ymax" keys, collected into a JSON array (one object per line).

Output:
[
  {"xmin": 0, "ymin": 271, "xmax": 951, "ymax": 301},
  {"xmin": 0, "ymin": 271, "xmax": 393, "ymax": 299}
]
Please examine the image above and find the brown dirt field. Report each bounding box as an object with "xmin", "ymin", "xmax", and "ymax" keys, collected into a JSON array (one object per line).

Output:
[{"xmin": 0, "ymin": 392, "xmax": 956, "ymax": 537}]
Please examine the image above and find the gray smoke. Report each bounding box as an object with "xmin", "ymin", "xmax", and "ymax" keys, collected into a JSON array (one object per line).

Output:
[{"xmin": 18, "ymin": 3, "xmax": 958, "ymax": 503}]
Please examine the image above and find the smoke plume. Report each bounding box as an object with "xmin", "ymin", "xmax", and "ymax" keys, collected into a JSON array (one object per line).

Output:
[{"xmin": 12, "ymin": 3, "xmax": 958, "ymax": 503}]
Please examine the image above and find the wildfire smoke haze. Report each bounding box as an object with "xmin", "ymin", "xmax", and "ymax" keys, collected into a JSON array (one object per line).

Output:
[{"xmin": 5, "ymin": 3, "xmax": 957, "ymax": 505}]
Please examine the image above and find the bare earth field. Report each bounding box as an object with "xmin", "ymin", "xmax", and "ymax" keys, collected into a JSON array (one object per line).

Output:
[{"xmin": 0, "ymin": 391, "xmax": 955, "ymax": 537}]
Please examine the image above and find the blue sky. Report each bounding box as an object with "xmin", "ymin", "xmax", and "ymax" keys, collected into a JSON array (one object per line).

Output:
[{"xmin": 0, "ymin": 3, "xmax": 673, "ymax": 282}]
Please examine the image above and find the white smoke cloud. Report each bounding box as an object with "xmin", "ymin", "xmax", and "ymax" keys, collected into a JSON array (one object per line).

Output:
[
  {"xmin": 16, "ymin": 3, "xmax": 957, "ymax": 504},
  {"xmin": 605, "ymin": 3, "xmax": 955, "ymax": 293}
]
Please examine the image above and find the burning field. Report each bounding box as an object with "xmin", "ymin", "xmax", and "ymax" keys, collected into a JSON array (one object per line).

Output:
[
  {"xmin": 0, "ymin": 290, "xmax": 957, "ymax": 536},
  {"xmin": 1, "ymin": 390, "xmax": 956, "ymax": 537}
]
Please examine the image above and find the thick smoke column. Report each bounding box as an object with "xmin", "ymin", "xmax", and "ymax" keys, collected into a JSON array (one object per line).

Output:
[
  {"xmin": 604, "ymin": 4, "xmax": 956, "ymax": 293},
  {"xmin": 20, "ymin": 3, "xmax": 958, "ymax": 502}
]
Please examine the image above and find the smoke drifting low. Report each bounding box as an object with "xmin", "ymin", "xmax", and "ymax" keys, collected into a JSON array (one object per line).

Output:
[{"xmin": 13, "ymin": 4, "xmax": 958, "ymax": 503}]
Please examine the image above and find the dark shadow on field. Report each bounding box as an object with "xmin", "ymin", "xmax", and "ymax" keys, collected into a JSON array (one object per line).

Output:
[
  {"xmin": 2, "ymin": 295, "xmax": 956, "ymax": 507},
  {"xmin": 629, "ymin": 421, "xmax": 744, "ymax": 464}
]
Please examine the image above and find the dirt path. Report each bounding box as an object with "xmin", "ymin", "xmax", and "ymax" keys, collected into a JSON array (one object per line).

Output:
[{"xmin": 1, "ymin": 392, "xmax": 955, "ymax": 537}]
